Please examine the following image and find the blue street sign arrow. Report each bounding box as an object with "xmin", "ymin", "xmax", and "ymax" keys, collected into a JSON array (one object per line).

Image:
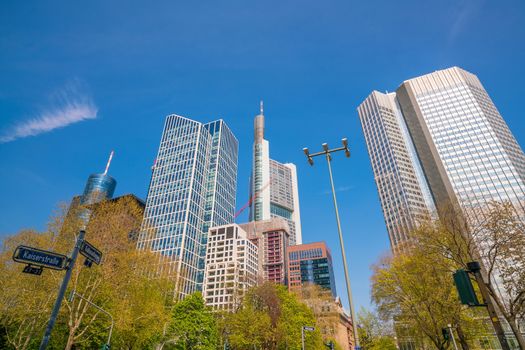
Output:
[{"xmin": 13, "ymin": 245, "xmax": 67, "ymax": 270}]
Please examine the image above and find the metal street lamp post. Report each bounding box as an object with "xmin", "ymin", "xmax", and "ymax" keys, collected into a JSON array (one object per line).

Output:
[
  {"xmin": 303, "ymin": 138, "xmax": 360, "ymax": 349},
  {"xmin": 68, "ymin": 290, "xmax": 114, "ymax": 348}
]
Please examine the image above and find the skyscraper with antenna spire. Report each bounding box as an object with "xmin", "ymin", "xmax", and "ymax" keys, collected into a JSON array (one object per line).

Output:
[
  {"xmin": 249, "ymin": 102, "xmax": 302, "ymax": 245},
  {"xmin": 80, "ymin": 150, "xmax": 117, "ymax": 206},
  {"xmin": 59, "ymin": 151, "xmax": 119, "ymax": 228}
]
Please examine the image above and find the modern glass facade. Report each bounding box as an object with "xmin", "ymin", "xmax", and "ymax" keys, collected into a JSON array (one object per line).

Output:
[
  {"xmin": 358, "ymin": 92, "xmax": 435, "ymax": 252},
  {"xmin": 76, "ymin": 173, "xmax": 117, "ymax": 226},
  {"xmin": 80, "ymin": 173, "xmax": 117, "ymax": 205},
  {"xmin": 358, "ymin": 66, "xmax": 525, "ymax": 251},
  {"xmin": 137, "ymin": 115, "xmax": 238, "ymax": 297},
  {"xmin": 397, "ymin": 67, "xmax": 525, "ymax": 219},
  {"xmin": 287, "ymin": 242, "xmax": 336, "ymax": 297}
]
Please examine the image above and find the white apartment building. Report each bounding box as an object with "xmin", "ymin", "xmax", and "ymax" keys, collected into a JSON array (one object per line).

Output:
[{"xmin": 203, "ymin": 224, "xmax": 258, "ymax": 312}]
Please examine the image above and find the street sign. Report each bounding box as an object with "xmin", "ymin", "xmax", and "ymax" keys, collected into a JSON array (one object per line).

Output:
[
  {"xmin": 23, "ymin": 265, "xmax": 43, "ymax": 275},
  {"xmin": 13, "ymin": 245, "xmax": 67, "ymax": 270},
  {"xmin": 302, "ymin": 326, "xmax": 315, "ymax": 331},
  {"xmin": 80, "ymin": 240, "xmax": 102, "ymax": 265}
]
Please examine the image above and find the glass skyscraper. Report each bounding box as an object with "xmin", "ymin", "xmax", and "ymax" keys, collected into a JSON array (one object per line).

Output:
[
  {"xmin": 137, "ymin": 115, "xmax": 238, "ymax": 297},
  {"xmin": 358, "ymin": 66, "xmax": 525, "ymax": 251},
  {"xmin": 249, "ymin": 103, "xmax": 302, "ymax": 245}
]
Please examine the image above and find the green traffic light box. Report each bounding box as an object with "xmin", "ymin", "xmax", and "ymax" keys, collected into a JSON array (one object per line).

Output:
[{"xmin": 453, "ymin": 269, "xmax": 480, "ymax": 306}]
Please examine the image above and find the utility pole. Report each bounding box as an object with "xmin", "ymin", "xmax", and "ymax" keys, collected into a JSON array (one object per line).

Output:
[
  {"xmin": 467, "ymin": 262, "xmax": 511, "ymax": 350},
  {"xmin": 301, "ymin": 326, "xmax": 304, "ymax": 350},
  {"xmin": 39, "ymin": 230, "xmax": 85, "ymax": 350},
  {"xmin": 303, "ymin": 139, "xmax": 360, "ymax": 349}
]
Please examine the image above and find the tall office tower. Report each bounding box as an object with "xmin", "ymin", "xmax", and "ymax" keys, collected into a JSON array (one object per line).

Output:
[
  {"xmin": 138, "ymin": 115, "xmax": 238, "ymax": 297},
  {"xmin": 239, "ymin": 218, "xmax": 290, "ymax": 285},
  {"xmin": 358, "ymin": 92, "xmax": 436, "ymax": 252},
  {"xmin": 249, "ymin": 103, "xmax": 302, "ymax": 245},
  {"xmin": 358, "ymin": 66, "xmax": 525, "ymax": 252},
  {"xmin": 203, "ymin": 223, "xmax": 258, "ymax": 311},
  {"xmin": 287, "ymin": 242, "xmax": 337, "ymax": 297}
]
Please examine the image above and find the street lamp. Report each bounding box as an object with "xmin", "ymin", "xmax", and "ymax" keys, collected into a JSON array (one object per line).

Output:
[
  {"xmin": 302, "ymin": 138, "xmax": 359, "ymax": 350},
  {"xmin": 68, "ymin": 290, "xmax": 114, "ymax": 348}
]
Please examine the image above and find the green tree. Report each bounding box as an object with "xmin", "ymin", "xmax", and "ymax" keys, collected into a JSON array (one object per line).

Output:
[
  {"xmin": 0, "ymin": 229, "xmax": 62, "ymax": 350},
  {"xmin": 0, "ymin": 197, "xmax": 176, "ymax": 350},
  {"xmin": 275, "ymin": 285, "xmax": 324, "ymax": 350},
  {"xmin": 227, "ymin": 302, "xmax": 272, "ymax": 350},
  {"xmin": 295, "ymin": 284, "xmax": 344, "ymax": 349},
  {"xmin": 371, "ymin": 250, "xmax": 473, "ymax": 350},
  {"xmin": 227, "ymin": 283, "xmax": 323, "ymax": 350},
  {"xmin": 357, "ymin": 308, "xmax": 396, "ymax": 350},
  {"xmin": 161, "ymin": 292, "xmax": 218, "ymax": 350},
  {"xmin": 59, "ymin": 196, "xmax": 175, "ymax": 350},
  {"xmin": 413, "ymin": 201, "xmax": 525, "ymax": 349}
]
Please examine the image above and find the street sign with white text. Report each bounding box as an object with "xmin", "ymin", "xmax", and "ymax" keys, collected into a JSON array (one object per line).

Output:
[
  {"xmin": 80, "ymin": 240, "xmax": 102, "ymax": 265},
  {"xmin": 13, "ymin": 245, "xmax": 67, "ymax": 270},
  {"xmin": 303, "ymin": 326, "xmax": 315, "ymax": 331},
  {"xmin": 23, "ymin": 265, "xmax": 44, "ymax": 275}
]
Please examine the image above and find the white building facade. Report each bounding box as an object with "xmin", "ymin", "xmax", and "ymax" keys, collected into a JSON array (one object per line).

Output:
[
  {"xmin": 203, "ymin": 224, "xmax": 258, "ymax": 311},
  {"xmin": 358, "ymin": 66, "xmax": 525, "ymax": 251}
]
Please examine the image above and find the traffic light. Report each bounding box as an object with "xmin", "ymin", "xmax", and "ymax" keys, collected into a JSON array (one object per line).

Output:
[
  {"xmin": 442, "ymin": 328, "xmax": 450, "ymax": 341},
  {"xmin": 453, "ymin": 269, "xmax": 480, "ymax": 306}
]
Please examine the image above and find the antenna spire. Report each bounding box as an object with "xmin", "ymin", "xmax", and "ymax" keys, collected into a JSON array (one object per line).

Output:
[
  {"xmin": 103, "ymin": 150, "xmax": 114, "ymax": 176},
  {"xmin": 260, "ymin": 100, "xmax": 264, "ymax": 115}
]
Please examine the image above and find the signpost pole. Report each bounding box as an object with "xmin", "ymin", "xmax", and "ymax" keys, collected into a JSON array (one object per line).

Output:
[
  {"xmin": 39, "ymin": 230, "xmax": 85, "ymax": 350},
  {"xmin": 301, "ymin": 327, "xmax": 305, "ymax": 350},
  {"xmin": 467, "ymin": 262, "xmax": 511, "ymax": 350}
]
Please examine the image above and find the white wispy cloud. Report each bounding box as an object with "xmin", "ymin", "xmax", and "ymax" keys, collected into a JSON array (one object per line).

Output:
[
  {"xmin": 448, "ymin": 0, "xmax": 483, "ymax": 43},
  {"xmin": 322, "ymin": 185, "xmax": 354, "ymax": 195},
  {"xmin": 0, "ymin": 83, "xmax": 97, "ymax": 143}
]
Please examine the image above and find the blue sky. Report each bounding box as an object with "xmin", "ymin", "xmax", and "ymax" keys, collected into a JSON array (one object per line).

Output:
[{"xmin": 1, "ymin": 0, "xmax": 525, "ymax": 312}]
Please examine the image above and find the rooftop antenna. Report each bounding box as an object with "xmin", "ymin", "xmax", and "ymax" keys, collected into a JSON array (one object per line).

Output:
[
  {"xmin": 103, "ymin": 150, "xmax": 114, "ymax": 176},
  {"xmin": 260, "ymin": 100, "xmax": 264, "ymax": 115}
]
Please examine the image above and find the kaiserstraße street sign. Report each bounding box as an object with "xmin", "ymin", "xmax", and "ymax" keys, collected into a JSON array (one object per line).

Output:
[
  {"xmin": 13, "ymin": 245, "xmax": 68, "ymax": 270},
  {"xmin": 80, "ymin": 240, "xmax": 102, "ymax": 265}
]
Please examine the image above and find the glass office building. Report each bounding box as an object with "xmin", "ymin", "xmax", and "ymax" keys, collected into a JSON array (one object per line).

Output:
[
  {"xmin": 287, "ymin": 242, "xmax": 336, "ymax": 297},
  {"xmin": 358, "ymin": 66, "xmax": 525, "ymax": 251},
  {"xmin": 358, "ymin": 91, "xmax": 436, "ymax": 252},
  {"xmin": 137, "ymin": 115, "xmax": 238, "ymax": 297}
]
